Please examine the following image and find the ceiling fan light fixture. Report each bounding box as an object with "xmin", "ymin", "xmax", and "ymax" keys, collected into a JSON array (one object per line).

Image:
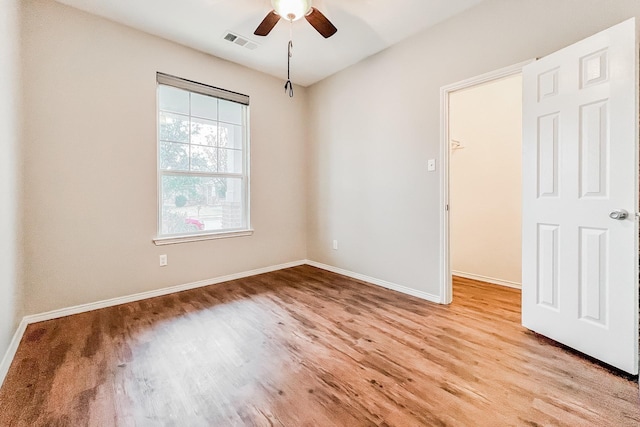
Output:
[{"xmin": 271, "ymin": 0, "xmax": 312, "ymax": 22}]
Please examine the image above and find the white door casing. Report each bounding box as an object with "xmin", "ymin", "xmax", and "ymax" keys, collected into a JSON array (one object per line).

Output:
[
  {"xmin": 440, "ymin": 60, "xmax": 533, "ymax": 305},
  {"xmin": 522, "ymin": 19, "xmax": 639, "ymax": 374}
]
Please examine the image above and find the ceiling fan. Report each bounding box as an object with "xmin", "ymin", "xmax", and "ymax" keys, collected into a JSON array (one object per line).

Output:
[{"xmin": 254, "ymin": 0, "xmax": 338, "ymax": 39}]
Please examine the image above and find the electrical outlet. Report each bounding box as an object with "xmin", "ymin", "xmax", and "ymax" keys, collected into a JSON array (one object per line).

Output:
[
  {"xmin": 332, "ymin": 240, "xmax": 338, "ymax": 250},
  {"xmin": 159, "ymin": 254, "xmax": 168, "ymax": 267}
]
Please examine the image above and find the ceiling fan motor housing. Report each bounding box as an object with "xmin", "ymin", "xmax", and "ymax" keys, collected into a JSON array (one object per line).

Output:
[
  {"xmin": 255, "ymin": 0, "xmax": 336, "ymax": 39},
  {"xmin": 271, "ymin": 0, "xmax": 312, "ymax": 21}
]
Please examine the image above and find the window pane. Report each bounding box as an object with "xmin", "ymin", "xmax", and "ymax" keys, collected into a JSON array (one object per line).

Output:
[
  {"xmin": 191, "ymin": 117, "xmax": 217, "ymax": 146},
  {"xmin": 219, "ymin": 99, "xmax": 244, "ymax": 125},
  {"xmin": 191, "ymin": 145, "xmax": 217, "ymax": 172},
  {"xmin": 160, "ymin": 141, "xmax": 189, "ymax": 171},
  {"xmin": 157, "ymin": 76, "xmax": 249, "ymax": 238},
  {"xmin": 161, "ymin": 175, "xmax": 245, "ymax": 234},
  {"xmin": 159, "ymin": 85, "xmax": 189, "ymax": 114},
  {"xmin": 218, "ymin": 123, "xmax": 244, "ymax": 149},
  {"xmin": 218, "ymin": 149, "xmax": 243, "ymax": 174},
  {"xmin": 160, "ymin": 112, "xmax": 189, "ymax": 143},
  {"xmin": 191, "ymin": 93, "xmax": 217, "ymax": 120}
]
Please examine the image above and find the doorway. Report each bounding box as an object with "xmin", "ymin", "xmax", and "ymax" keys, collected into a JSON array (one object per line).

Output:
[
  {"xmin": 439, "ymin": 19, "xmax": 640, "ymax": 375},
  {"xmin": 439, "ymin": 61, "xmax": 533, "ymax": 304},
  {"xmin": 449, "ymin": 74, "xmax": 523, "ymax": 292}
]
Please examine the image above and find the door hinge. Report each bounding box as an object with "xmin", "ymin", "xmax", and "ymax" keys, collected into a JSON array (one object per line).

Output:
[{"xmin": 446, "ymin": 204, "xmax": 449, "ymax": 212}]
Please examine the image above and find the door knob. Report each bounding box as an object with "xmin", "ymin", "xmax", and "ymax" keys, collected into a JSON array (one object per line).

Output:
[{"xmin": 609, "ymin": 209, "xmax": 628, "ymax": 220}]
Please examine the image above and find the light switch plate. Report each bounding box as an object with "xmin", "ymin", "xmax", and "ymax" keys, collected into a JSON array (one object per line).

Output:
[{"xmin": 428, "ymin": 159, "xmax": 436, "ymax": 172}]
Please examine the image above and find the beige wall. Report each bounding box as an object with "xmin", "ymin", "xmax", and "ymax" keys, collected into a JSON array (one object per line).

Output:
[
  {"xmin": 307, "ymin": 0, "xmax": 640, "ymax": 297},
  {"xmin": 449, "ymin": 75, "xmax": 522, "ymax": 286},
  {"xmin": 13, "ymin": 0, "xmax": 640, "ymax": 317},
  {"xmin": 0, "ymin": 0, "xmax": 23, "ymax": 361},
  {"xmin": 21, "ymin": 0, "xmax": 308, "ymax": 315}
]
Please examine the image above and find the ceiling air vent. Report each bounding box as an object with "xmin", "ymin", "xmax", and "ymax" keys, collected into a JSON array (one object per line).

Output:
[{"xmin": 223, "ymin": 32, "xmax": 259, "ymax": 51}]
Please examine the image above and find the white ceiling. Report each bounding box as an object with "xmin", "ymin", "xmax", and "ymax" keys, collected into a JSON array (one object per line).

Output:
[{"xmin": 54, "ymin": 0, "xmax": 485, "ymax": 87}]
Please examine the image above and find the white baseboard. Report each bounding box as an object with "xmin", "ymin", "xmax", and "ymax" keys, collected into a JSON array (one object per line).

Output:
[
  {"xmin": 305, "ymin": 260, "xmax": 442, "ymax": 304},
  {"xmin": 1, "ymin": 258, "xmax": 444, "ymax": 388},
  {"xmin": 0, "ymin": 318, "xmax": 28, "ymax": 389},
  {"xmin": 24, "ymin": 260, "xmax": 307, "ymax": 324},
  {"xmin": 0, "ymin": 259, "xmax": 306, "ymax": 388},
  {"xmin": 452, "ymin": 270, "xmax": 521, "ymax": 289}
]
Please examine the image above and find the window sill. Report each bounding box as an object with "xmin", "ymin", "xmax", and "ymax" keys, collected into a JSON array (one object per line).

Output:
[{"xmin": 153, "ymin": 229, "xmax": 254, "ymax": 246}]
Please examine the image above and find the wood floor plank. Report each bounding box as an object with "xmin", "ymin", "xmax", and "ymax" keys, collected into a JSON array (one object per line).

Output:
[{"xmin": 0, "ymin": 266, "xmax": 638, "ymax": 426}]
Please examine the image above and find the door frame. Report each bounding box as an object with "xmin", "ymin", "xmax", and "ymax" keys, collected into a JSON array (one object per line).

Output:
[{"xmin": 439, "ymin": 59, "xmax": 535, "ymax": 304}]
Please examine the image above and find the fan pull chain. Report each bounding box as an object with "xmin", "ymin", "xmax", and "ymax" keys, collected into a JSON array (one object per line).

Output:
[
  {"xmin": 284, "ymin": 40, "xmax": 293, "ymax": 97},
  {"xmin": 284, "ymin": 20, "xmax": 294, "ymax": 97}
]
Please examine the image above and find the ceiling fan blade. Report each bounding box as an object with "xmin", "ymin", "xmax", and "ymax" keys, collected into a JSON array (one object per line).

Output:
[
  {"xmin": 305, "ymin": 7, "xmax": 337, "ymax": 39},
  {"xmin": 254, "ymin": 11, "xmax": 280, "ymax": 36}
]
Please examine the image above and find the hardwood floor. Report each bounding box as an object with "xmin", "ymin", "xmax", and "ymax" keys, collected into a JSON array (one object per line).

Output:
[{"xmin": 0, "ymin": 266, "xmax": 638, "ymax": 426}]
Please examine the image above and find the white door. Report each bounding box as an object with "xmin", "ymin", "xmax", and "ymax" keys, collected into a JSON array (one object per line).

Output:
[{"xmin": 522, "ymin": 18, "xmax": 638, "ymax": 374}]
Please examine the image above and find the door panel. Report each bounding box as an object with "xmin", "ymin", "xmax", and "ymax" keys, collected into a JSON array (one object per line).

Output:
[
  {"xmin": 522, "ymin": 18, "xmax": 638, "ymax": 374},
  {"xmin": 537, "ymin": 114, "xmax": 559, "ymax": 198},
  {"xmin": 536, "ymin": 223, "xmax": 559, "ymax": 309},
  {"xmin": 578, "ymin": 227, "xmax": 608, "ymax": 325},
  {"xmin": 579, "ymin": 101, "xmax": 608, "ymax": 198}
]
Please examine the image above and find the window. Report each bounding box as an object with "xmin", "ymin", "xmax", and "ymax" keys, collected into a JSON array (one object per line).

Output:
[{"xmin": 155, "ymin": 73, "xmax": 251, "ymax": 244}]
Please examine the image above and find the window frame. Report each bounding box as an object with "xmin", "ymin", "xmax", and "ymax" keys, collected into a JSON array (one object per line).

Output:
[{"xmin": 153, "ymin": 73, "xmax": 252, "ymax": 246}]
